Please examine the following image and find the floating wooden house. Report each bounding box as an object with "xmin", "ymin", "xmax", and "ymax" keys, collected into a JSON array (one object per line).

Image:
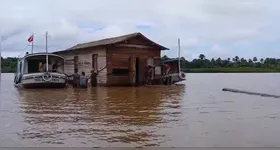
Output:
[{"xmin": 53, "ymin": 32, "xmax": 169, "ymax": 86}]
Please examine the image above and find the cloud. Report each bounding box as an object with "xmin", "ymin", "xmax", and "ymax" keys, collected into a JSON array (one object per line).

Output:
[{"xmin": 0, "ymin": 0, "xmax": 280, "ymax": 60}]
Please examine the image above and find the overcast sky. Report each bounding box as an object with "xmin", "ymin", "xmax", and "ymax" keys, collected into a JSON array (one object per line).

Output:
[{"xmin": 1, "ymin": 0, "xmax": 280, "ymax": 60}]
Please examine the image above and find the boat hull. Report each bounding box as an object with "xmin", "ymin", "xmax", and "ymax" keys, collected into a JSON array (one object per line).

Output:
[
  {"xmin": 17, "ymin": 72, "xmax": 67, "ymax": 89},
  {"xmin": 164, "ymin": 72, "xmax": 186, "ymax": 84},
  {"xmin": 21, "ymin": 82, "xmax": 66, "ymax": 88}
]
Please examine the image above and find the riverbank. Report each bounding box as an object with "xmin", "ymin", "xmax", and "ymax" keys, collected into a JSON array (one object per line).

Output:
[
  {"xmin": 2, "ymin": 67, "xmax": 280, "ymax": 74},
  {"xmin": 183, "ymin": 67, "xmax": 280, "ymax": 73}
]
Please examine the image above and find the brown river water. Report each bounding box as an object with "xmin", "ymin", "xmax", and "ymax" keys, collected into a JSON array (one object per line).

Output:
[{"xmin": 1, "ymin": 73, "xmax": 280, "ymax": 147}]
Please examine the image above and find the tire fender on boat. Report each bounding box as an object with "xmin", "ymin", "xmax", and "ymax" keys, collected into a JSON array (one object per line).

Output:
[
  {"xmin": 42, "ymin": 72, "xmax": 53, "ymax": 82},
  {"xmin": 179, "ymin": 72, "xmax": 186, "ymax": 79}
]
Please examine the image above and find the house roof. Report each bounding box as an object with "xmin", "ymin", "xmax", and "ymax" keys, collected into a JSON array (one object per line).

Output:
[{"xmin": 54, "ymin": 32, "xmax": 169, "ymax": 53}]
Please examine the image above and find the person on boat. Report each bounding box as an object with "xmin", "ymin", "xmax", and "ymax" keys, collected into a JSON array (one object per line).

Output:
[
  {"xmin": 66, "ymin": 68, "xmax": 80, "ymax": 88},
  {"xmin": 164, "ymin": 63, "xmax": 171, "ymax": 74},
  {"xmin": 79, "ymin": 72, "xmax": 88, "ymax": 88},
  {"xmin": 39, "ymin": 62, "xmax": 43, "ymax": 72},
  {"xmin": 52, "ymin": 61, "xmax": 58, "ymax": 72},
  {"xmin": 161, "ymin": 63, "xmax": 171, "ymax": 85},
  {"xmin": 43, "ymin": 62, "xmax": 52, "ymax": 72}
]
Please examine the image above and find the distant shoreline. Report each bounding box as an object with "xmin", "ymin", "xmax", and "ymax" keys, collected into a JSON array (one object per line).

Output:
[
  {"xmin": 2, "ymin": 67, "xmax": 280, "ymax": 74},
  {"xmin": 183, "ymin": 67, "xmax": 280, "ymax": 73}
]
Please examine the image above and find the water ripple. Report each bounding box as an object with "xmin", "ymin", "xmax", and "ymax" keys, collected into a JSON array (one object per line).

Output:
[{"xmin": 3, "ymin": 73, "xmax": 280, "ymax": 147}]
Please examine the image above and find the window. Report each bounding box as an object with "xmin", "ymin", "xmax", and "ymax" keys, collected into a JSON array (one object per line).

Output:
[
  {"xmin": 147, "ymin": 57, "xmax": 154, "ymax": 66},
  {"xmin": 92, "ymin": 54, "xmax": 98, "ymax": 70},
  {"xmin": 27, "ymin": 59, "xmax": 40, "ymax": 73},
  {"xmin": 74, "ymin": 56, "xmax": 79, "ymax": 71},
  {"xmin": 112, "ymin": 68, "xmax": 129, "ymax": 76}
]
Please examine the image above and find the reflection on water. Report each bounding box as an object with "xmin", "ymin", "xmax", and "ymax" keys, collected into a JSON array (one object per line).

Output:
[{"xmin": 1, "ymin": 74, "xmax": 185, "ymax": 147}]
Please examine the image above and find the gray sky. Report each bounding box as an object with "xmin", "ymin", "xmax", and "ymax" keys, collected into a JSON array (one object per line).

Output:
[{"xmin": 1, "ymin": 0, "xmax": 280, "ymax": 60}]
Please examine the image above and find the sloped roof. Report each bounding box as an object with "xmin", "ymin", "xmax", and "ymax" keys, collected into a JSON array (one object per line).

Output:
[
  {"xmin": 54, "ymin": 32, "xmax": 169, "ymax": 53},
  {"xmin": 163, "ymin": 58, "xmax": 184, "ymax": 63}
]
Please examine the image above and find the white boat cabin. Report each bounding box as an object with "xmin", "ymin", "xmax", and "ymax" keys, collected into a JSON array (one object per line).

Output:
[
  {"xmin": 18, "ymin": 53, "xmax": 65, "ymax": 74},
  {"xmin": 15, "ymin": 53, "xmax": 67, "ymax": 88}
]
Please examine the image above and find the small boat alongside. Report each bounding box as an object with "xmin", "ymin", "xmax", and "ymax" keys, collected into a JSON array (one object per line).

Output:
[
  {"xmin": 161, "ymin": 38, "xmax": 186, "ymax": 84},
  {"xmin": 162, "ymin": 58, "xmax": 186, "ymax": 84},
  {"xmin": 14, "ymin": 53, "xmax": 67, "ymax": 88}
]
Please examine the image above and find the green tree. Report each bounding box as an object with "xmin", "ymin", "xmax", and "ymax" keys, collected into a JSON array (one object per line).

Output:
[
  {"xmin": 199, "ymin": 54, "xmax": 205, "ymax": 60},
  {"xmin": 260, "ymin": 58, "xmax": 264, "ymax": 64},
  {"xmin": 161, "ymin": 55, "xmax": 169, "ymax": 61},
  {"xmin": 253, "ymin": 57, "xmax": 258, "ymax": 63},
  {"xmin": 235, "ymin": 56, "xmax": 239, "ymax": 62}
]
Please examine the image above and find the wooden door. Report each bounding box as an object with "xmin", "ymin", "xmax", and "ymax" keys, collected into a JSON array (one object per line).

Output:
[{"xmin": 128, "ymin": 56, "xmax": 136, "ymax": 85}]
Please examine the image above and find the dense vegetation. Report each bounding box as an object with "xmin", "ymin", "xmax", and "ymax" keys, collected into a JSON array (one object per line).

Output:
[
  {"xmin": 2, "ymin": 54, "xmax": 280, "ymax": 73},
  {"xmin": 1, "ymin": 57, "xmax": 17, "ymax": 73},
  {"xmin": 162, "ymin": 54, "xmax": 280, "ymax": 73}
]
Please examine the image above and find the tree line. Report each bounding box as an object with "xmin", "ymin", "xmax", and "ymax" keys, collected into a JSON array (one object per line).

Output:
[
  {"xmin": 2, "ymin": 54, "xmax": 280, "ymax": 73},
  {"xmin": 162, "ymin": 54, "xmax": 280, "ymax": 71},
  {"xmin": 1, "ymin": 57, "xmax": 17, "ymax": 73}
]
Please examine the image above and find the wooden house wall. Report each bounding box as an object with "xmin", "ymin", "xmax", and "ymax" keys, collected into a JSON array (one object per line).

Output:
[
  {"xmin": 56, "ymin": 48, "xmax": 107, "ymax": 84},
  {"xmin": 106, "ymin": 46, "xmax": 161, "ymax": 86}
]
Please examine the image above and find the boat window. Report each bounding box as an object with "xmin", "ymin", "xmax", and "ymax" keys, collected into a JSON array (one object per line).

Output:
[
  {"xmin": 24, "ymin": 55, "xmax": 64, "ymax": 73},
  {"xmin": 112, "ymin": 68, "xmax": 129, "ymax": 76},
  {"xmin": 19, "ymin": 62, "xmax": 22, "ymax": 73},
  {"xmin": 27, "ymin": 59, "xmax": 42, "ymax": 73}
]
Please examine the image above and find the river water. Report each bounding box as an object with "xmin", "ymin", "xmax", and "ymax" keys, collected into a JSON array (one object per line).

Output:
[{"xmin": 1, "ymin": 73, "xmax": 280, "ymax": 147}]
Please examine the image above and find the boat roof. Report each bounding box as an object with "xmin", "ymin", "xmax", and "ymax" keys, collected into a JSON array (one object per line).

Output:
[
  {"xmin": 19, "ymin": 53, "xmax": 64, "ymax": 60},
  {"xmin": 163, "ymin": 58, "xmax": 182, "ymax": 63}
]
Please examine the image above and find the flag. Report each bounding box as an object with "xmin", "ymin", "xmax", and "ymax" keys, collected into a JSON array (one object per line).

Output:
[{"xmin": 27, "ymin": 34, "xmax": 33, "ymax": 43}]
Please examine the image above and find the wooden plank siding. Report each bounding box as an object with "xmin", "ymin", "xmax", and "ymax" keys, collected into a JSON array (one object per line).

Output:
[
  {"xmin": 106, "ymin": 46, "xmax": 161, "ymax": 86},
  {"xmin": 56, "ymin": 47, "xmax": 107, "ymax": 85}
]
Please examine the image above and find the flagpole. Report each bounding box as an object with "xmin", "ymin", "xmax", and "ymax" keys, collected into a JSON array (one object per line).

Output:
[
  {"xmin": 31, "ymin": 33, "xmax": 34, "ymax": 54},
  {"xmin": 46, "ymin": 31, "xmax": 48, "ymax": 72},
  {"xmin": 0, "ymin": 36, "xmax": 2, "ymax": 84}
]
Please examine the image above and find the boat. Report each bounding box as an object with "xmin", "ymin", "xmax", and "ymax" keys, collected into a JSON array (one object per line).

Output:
[
  {"xmin": 14, "ymin": 32, "xmax": 67, "ymax": 88},
  {"xmin": 14, "ymin": 53, "xmax": 67, "ymax": 88}
]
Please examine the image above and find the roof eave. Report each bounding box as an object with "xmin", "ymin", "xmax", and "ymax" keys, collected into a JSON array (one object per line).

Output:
[
  {"xmin": 136, "ymin": 33, "xmax": 169, "ymax": 50},
  {"xmin": 160, "ymin": 47, "xmax": 169, "ymax": 50},
  {"xmin": 53, "ymin": 32, "xmax": 169, "ymax": 53}
]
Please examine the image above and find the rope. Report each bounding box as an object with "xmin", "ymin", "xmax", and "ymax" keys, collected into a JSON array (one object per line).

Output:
[{"xmin": 97, "ymin": 65, "xmax": 107, "ymax": 73}]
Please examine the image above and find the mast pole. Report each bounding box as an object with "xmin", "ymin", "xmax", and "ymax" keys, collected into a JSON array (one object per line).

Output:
[
  {"xmin": 0, "ymin": 36, "xmax": 2, "ymax": 84},
  {"xmin": 46, "ymin": 31, "xmax": 49, "ymax": 72},
  {"xmin": 31, "ymin": 33, "xmax": 34, "ymax": 54},
  {"xmin": 178, "ymin": 38, "xmax": 181, "ymax": 72}
]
